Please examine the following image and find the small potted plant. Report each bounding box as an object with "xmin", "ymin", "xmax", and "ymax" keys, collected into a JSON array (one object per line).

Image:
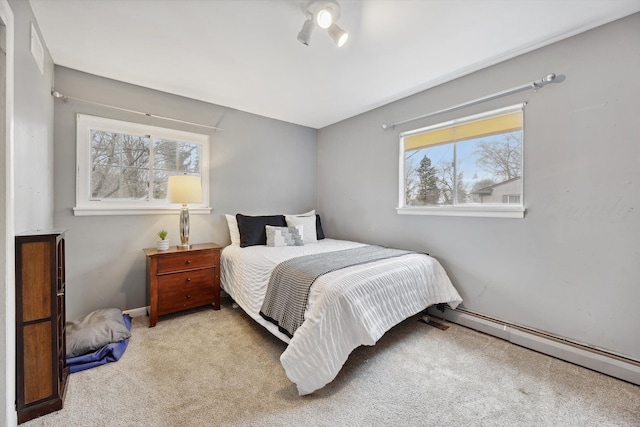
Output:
[{"xmin": 156, "ymin": 229, "xmax": 170, "ymax": 251}]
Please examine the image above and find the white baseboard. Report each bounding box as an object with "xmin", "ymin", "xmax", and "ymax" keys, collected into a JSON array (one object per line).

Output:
[
  {"xmin": 427, "ymin": 306, "xmax": 640, "ymax": 386},
  {"xmin": 123, "ymin": 306, "xmax": 147, "ymax": 318}
]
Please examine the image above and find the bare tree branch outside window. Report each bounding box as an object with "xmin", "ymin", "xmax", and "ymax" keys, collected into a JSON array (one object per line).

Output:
[
  {"xmin": 89, "ymin": 131, "xmax": 201, "ymax": 201},
  {"xmin": 474, "ymin": 133, "xmax": 521, "ymax": 181}
]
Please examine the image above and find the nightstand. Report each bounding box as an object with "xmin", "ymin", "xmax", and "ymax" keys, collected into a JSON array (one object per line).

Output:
[{"xmin": 143, "ymin": 243, "xmax": 223, "ymax": 327}]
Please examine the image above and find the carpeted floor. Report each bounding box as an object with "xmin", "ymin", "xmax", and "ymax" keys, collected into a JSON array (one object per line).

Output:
[{"xmin": 24, "ymin": 297, "xmax": 640, "ymax": 426}]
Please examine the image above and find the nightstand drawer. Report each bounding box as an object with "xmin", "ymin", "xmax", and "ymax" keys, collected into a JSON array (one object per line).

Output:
[
  {"xmin": 156, "ymin": 250, "xmax": 218, "ymax": 274},
  {"xmin": 157, "ymin": 269, "xmax": 215, "ymax": 315}
]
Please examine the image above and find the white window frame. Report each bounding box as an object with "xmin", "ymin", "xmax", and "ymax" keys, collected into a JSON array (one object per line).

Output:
[
  {"xmin": 397, "ymin": 104, "xmax": 525, "ymax": 219},
  {"xmin": 74, "ymin": 114, "xmax": 212, "ymax": 216}
]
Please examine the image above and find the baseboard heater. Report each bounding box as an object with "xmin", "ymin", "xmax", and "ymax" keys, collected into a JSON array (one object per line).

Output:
[
  {"xmin": 123, "ymin": 307, "xmax": 148, "ymax": 318},
  {"xmin": 426, "ymin": 305, "xmax": 640, "ymax": 386}
]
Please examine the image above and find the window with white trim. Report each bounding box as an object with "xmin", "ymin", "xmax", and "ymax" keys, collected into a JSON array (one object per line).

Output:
[
  {"xmin": 75, "ymin": 114, "xmax": 211, "ymax": 216},
  {"xmin": 398, "ymin": 104, "xmax": 525, "ymax": 218}
]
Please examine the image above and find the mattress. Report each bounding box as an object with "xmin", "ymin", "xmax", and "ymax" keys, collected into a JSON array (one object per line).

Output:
[{"xmin": 221, "ymin": 238, "xmax": 462, "ymax": 395}]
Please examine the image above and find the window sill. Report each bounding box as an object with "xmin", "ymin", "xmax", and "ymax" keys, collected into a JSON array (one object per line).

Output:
[
  {"xmin": 396, "ymin": 206, "xmax": 525, "ymax": 219},
  {"xmin": 73, "ymin": 206, "xmax": 212, "ymax": 217}
]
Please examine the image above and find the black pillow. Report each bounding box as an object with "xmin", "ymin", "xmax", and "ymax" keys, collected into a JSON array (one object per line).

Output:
[
  {"xmin": 316, "ymin": 214, "xmax": 325, "ymax": 240},
  {"xmin": 236, "ymin": 214, "xmax": 286, "ymax": 247}
]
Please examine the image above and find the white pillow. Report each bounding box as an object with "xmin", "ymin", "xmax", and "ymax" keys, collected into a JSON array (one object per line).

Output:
[
  {"xmin": 225, "ymin": 214, "xmax": 240, "ymax": 245},
  {"xmin": 286, "ymin": 214, "xmax": 317, "ymax": 243},
  {"xmin": 266, "ymin": 225, "xmax": 304, "ymax": 247}
]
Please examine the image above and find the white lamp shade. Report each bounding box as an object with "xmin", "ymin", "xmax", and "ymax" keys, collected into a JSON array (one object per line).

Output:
[{"xmin": 167, "ymin": 175, "xmax": 202, "ymax": 204}]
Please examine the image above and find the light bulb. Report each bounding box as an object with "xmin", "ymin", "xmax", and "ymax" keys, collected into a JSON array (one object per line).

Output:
[
  {"xmin": 316, "ymin": 8, "xmax": 333, "ymax": 29},
  {"xmin": 336, "ymin": 32, "xmax": 348, "ymax": 47}
]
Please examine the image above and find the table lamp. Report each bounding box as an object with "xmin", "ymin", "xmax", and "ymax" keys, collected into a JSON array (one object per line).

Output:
[{"xmin": 167, "ymin": 175, "xmax": 202, "ymax": 249}]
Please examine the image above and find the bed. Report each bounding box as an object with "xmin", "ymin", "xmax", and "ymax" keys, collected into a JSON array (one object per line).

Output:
[{"xmin": 221, "ymin": 213, "xmax": 462, "ymax": 395}]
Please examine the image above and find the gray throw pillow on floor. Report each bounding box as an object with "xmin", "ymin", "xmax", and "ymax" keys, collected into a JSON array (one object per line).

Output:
[{"xmin": 66, "ymin": 308, "xmax": 131, "ymax": 358}]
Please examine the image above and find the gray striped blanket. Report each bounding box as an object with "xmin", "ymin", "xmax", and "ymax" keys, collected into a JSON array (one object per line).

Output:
[{"xmin": 259, "ymin": 245, "xmax": 414, "ymax": 338}]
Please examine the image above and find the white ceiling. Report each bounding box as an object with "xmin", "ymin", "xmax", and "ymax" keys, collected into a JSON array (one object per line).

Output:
[{"xmin": 30, "ymin": 0, "xmax": 640, "ymax": 129}]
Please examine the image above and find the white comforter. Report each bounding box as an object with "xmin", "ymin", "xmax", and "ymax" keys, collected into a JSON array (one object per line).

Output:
[{"xmin": 221, "ymin": 239, "xmax": 462, "ymax": 395}]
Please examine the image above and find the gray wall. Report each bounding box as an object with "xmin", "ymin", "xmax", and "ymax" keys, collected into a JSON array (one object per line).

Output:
[
  {"xmin": 53, "ymin": 67, "xmax": 317, "ymax": 320},
  {"xmin": 317, "ymin": 14, "xmax": 640, "ymax": 361}
]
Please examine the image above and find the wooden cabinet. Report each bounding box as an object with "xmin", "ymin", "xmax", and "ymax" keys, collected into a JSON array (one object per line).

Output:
[
  {"xmin": 15, "ymin": 230, "xmax": 68, "ymax": 424},
  {"xmin": 144, "ymin": 243, "xmax": 222, "ymax": 327}
]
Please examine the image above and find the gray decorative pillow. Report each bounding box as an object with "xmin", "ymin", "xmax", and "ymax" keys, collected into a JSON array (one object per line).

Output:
[
  {"xmin": 66, "ymin": 308, "xmax": 132, "ymax": 358},
  {"xmin": 266, "ymin": 225, "xmax": 304, "ymax": 247},
  {"xmin": 285, "ymin": 214, "xmax": 317, "ymax": 243}
]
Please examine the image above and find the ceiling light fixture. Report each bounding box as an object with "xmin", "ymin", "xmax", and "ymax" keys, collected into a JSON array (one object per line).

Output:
[
  {"xmin": 328, "ymin": 23, "xmax": 348, "ymax": 47},
  {"xmin": 297, "ymin": 17, "xmax": 314, "ymax": 46},
  {"xmin": 298, "ymin": 0, "xmax": 349, "ymax": 47}
]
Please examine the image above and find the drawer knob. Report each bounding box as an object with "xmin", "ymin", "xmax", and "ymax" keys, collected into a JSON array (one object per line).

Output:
[
  {"xmin": 186, "ymin": 260, "xmax": 191, "ymax": 265},
  {"xmin": 186, "ymin": 277, "xmax": 191, "ymax": 282},
  {"xmin": 186, "ymin": 294, "xmax": 191, "ymax": 299}
]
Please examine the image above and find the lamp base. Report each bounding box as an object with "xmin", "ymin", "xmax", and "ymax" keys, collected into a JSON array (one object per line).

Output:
[{"xmin": 178, "ymin": 204, "xmax": 191, "ymax": 249}]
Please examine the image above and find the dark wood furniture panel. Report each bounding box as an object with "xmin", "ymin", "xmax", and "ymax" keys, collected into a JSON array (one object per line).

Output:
[
  {"xmin": 15, "ymin": 231, "xmax": 68, "ymax": 424},
  {"xmin": 23, "ymin": 322, "xmax": 53, "ymax": 403},
  {"xmin": 144, "ymin": 243, "xmax": 222, "ymax": 327},
  {"xmin": 156, "ymin": 251, "xmax": 215, "ymax": 274},
  {"xmin": 157, "ymin": 268, "xmax": 216, "ymax": 315},
  {"xmin": 20, "ymin": 242, "xmax": 51, "ymax": 321}
]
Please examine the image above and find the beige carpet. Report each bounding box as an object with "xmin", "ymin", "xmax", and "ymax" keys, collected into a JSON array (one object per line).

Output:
[{"xmin": 24, "ymin": 298, "xmax": 640, "ymax": 426}]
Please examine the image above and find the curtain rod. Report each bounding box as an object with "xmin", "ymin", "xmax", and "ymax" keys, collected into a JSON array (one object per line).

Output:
[
  {"xmin": 382, "ymin": 73, "xmax": 561, "ymax": 130},
  {"xmin": 51, "ymin": 90, "xmax": 224, "ymax": 131}
]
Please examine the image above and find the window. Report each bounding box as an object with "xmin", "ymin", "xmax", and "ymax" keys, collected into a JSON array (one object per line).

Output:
[
  {"xmin": 75, "ymin": 114, "xmax": 211, "ymax": 216},
  {"xmin": 398, "ymin": 103, "xmax": 525, "ymax": 218}
]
